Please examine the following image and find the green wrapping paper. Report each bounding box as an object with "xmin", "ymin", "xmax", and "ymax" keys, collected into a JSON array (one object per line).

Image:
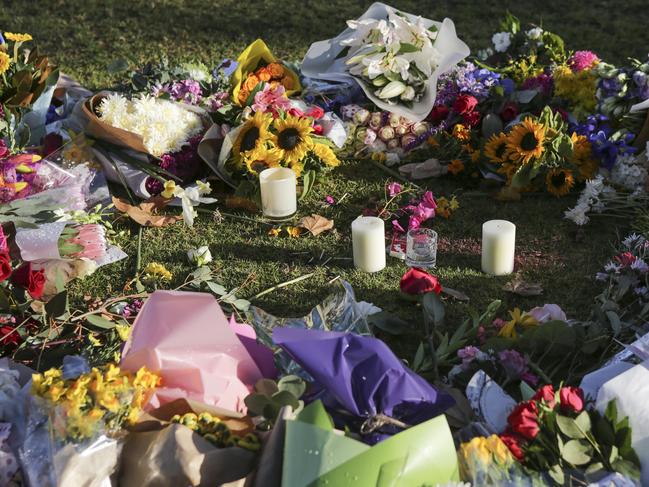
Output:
[{"xmin": 281, "ymin": 401, "xmax": 458, "ymax": 487}]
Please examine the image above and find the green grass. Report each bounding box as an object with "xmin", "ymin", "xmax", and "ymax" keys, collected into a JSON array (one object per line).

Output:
[{"xmin": 2, "ymin": 0, "xmax": 641, "ymax": 360}]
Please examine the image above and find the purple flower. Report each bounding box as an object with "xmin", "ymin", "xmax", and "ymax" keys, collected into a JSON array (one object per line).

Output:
[
  {"xmin": 498, "ymin": 349, "xmax": 528, "ymax": 378},
  {"xmin": 521, "ymin": 73, "xmax": 554, "ymax": 97},
  {"xmin": 631, "ymin": 259, "xmax": 649, "ymax": 274},
  {"xmin": 145, "ymin": 177, "xmax": 164, "ymax": 196},
  {"xmin": 169, "ymin": 79, "xmax": 203, "ymax": 105},
  {"xmin": 458, "ymin": 346, "xmax": 480, "ymax": 368}
]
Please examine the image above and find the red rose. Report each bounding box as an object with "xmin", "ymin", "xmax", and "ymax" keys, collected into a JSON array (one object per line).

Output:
[
  {"xmin": 462, "ymin": 110, "xmax": 481, "ymax": 127},
  {"xmin": 306, "ymin": 106, "xmax": 325, "ymax": 120},
  {"xmin": 400, "ymin": 268, "xmax": 442, "ymax": 295},
  {"xmin": 500, "ymin": 432, "xmax": 525, "ymax": 461},
  {"xmin": 0, "ymin": 325, "xmax": 21, "ymax": 347},
  {"xmin": 41, "ymin": 133, "xmax": 64, "ymax": 157},
  {"xmin": 312, "ymin": 124, "xmax": 324, "ymax": 135},
  {"xmin": 10, "ymin": 263, "xmax": 46, "ymax": 299},
  {"xmin": 559, "ymin": 386, "xmax": 584, "ymax": 414},
  {"xmin": 0, "ymin": 253, "xmax": 11, "ymax": 282},
  {"xmin": 499, "ymin": 102, "xmax": 519, "ymax": 122},
  {"xmin": 428, "ymin": 105, "xmax": 449, "ymax": 124},
  {"xmin": 508, "ymin": 400, "xmax": 539, "ymax": 440},
  {"xmin": 452, "ymin": 95, "xmax": 478, "ymax": 114},
  {"xmin": 532, "ymin": 384, "xmax": 556, "ymax": 407}
]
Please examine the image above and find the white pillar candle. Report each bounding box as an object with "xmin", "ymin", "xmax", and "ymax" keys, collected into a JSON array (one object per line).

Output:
[
  {"xmin": 259, "ymin": 167, "xmax": 297, "ymax": 219},
  {"xmin": 352, "ymin": 216, "xmax": 386, "ymax": 273},
  {"xmin": 481, "ymin": 220, "xmax": 516, "ymax": 276}
]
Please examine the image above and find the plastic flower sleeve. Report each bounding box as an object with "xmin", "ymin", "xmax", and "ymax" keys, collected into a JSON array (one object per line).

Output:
[
  {"xmin": 301, "ymin": 2, "xmax": 470, "ymax": 122},
  {"xmin": 248, "ymin": 279, "xmax": 377, "ymax": 376}
]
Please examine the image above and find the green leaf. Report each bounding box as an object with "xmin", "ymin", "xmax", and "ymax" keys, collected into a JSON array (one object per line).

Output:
[
  {"xmin": 397, "ymin": 42, "xmax": 420, "ymax": 54},
  {"xmin": 255, "ymin": 378, "xmax": 279, "ymax": 396},
  {"xmin": 205, "ymin": 281, "xmax": 227, "ymax": 296},
  {"xmin": 412, "ymin": 342, "xmax": 425, "ymax": 371},
  {"xmin": 367, "ymin": 311, "xmax": 408, "ymax": 335},
  {"xmin": 422, "ymin": 292, "xmax": 445, "ymax": 328},
  {"xmin": 556, "ymin": 414, "xmax": 587, "ymax": 439},
  {"xmin": 0, "ymin": 288, "xmax": 10, "ymax": 311},
  {"xmin": 86, "ymin": 314, "xmax": 116, "ymax": 330},
  {"xmin": 277, "ymin": 375, "xmax": 306, "ymax": 399},
  {"xmin": 44, "ymin": 291, "xmax": 68, "ymax": 319},
  {"xmin": 606, "ymin": 311, "xmax": 622, "ymax": 335},
  {"xmin": 244, "ymin": 393, "xmax": 270, "ymax": 416},
  {"xmin": 232, "ymin": 298, "xmax": 251, "ymax": 311},
  {"xmin": 547, "ymin": 464, "xmax": 564, "ymax": 484},
  {"xmin": 271, "ymin": 390, "xmax": 300, "ymax": 410},
  {"xmin": 299, "ymin": 170, "xmax": 317, "ymax": 201},
  {"xmin": 561, "ymin": 439, "xmax": 592, "ymax": 465},
  {"xmin": 520, "ymin": 381, "xmax": 536, "ymax": 400}
]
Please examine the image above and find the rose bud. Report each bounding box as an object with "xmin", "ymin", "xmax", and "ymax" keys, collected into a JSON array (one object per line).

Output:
[
  {"xmin": 400, "ymin": 267, "xmax": 442, "ymax": 295},
  {"xmin": 411, "ymin": 121, "xmax": 430, "ymax": 136},
  {"xmin": 353, "ymin": 108, "xmax": 371, "ymax": 125},
  {"xmin": 387, "ymin": 139, "xmax": 400, "ymax": 150},
  {"xmin": 369, "ymin": 112, "xmax": 383, "ymax": 130},
  {"xmin": 388, "ymin": 113, "xmax": 401, "ymax": 128},
  {"xmin": 363, "ymin": 128, "xmax": 377, "ymax": 145},
  {"xmin": 378, "ymin": 125, "xmax": 395, "ymax": 141},
  {"xmin": 499, "ymin": 102, "xmax": 519, "ymax": 122},
  {"xmin": 453, "ymin": 94, "xmax": 479, "ymax": 114},
  {"xmin": 429, "ymin": 105, "xmax": 449, "ymax": 124}
]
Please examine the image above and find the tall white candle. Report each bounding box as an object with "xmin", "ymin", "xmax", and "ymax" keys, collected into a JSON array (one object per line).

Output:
[
  {"xmin": 259, "ymin": 167, "xmax": 297, "ymax": 219},
  {"xmin": 352, "ymin": 216, "xmax": 386, "ymax": 273},
  {"xmin": 481, "ymin": 220, "xmax": 516, "ymax": 276}
]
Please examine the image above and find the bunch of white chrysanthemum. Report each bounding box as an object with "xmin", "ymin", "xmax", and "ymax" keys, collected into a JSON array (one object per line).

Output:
[
  {"xmin": 610, "ymin": 153, "xmax": 649, "ymax": 191},
  {"xmin": 98, "ymin": 94, "xmax": 203, "ymax": 157}
]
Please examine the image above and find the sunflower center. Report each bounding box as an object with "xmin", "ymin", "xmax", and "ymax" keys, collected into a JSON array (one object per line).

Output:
[
  {"xmin": 521, "ymin": 132, "xmax": 539, "ymax": 151},
  {"xmin": 278, "ymin": 128, "xmax": 301, "ymax": 150},
  {"xmin": 551, "ymin": 172, "xmax": 566, "ymax": 187},
  {"xmin": 241, "ymin": 127, "xmax": 260, "ymax": 152},
  {"xmin": 251, "ymin": 160, "xmax": 269, "ymax": 173},
  {"xmin": 495, "ymin": 143, "xmax": 507, "ymax": 159}
]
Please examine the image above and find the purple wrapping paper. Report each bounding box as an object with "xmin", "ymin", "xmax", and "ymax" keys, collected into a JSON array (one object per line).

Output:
[{"xmin": 272, "ymin": 328, "xmax": 454, "ymax": 441}]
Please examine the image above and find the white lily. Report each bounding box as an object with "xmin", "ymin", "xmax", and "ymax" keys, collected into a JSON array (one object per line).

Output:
[{"xmin": 378, "ymin": 80, "xmax": 407, "ymax": 99}]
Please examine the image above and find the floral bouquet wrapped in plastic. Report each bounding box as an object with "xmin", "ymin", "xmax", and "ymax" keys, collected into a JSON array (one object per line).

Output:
[
  {"xmin": 16, "ymin": 359, "xmax": 159, "ymax": 487},
  {"xmin": 301, "ymin": 2, "xmax": 469, "ymax": 121}
]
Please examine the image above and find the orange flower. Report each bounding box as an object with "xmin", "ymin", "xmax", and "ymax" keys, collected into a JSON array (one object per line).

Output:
[
  {"xmin": 448, "ymin": 159, "xmax": 465, "ymax": 175},
  {"xmin": 427, "ymin": 136, "xmax": 439, "ymax": 148},
  {"xmin": 286, "ymin": 226, "xmax": 301, "ymax": 238},
  {"xmin": 267, "ymin": 63, "xmax": 285, "ymax": 79},
  {"xmin": 238, "ymin": 88, "xmax": 250, "ymax": 104},
  {"xmin": 452, "ymin": 124, "xmax": 470, "ymax": 142},
  {"xmin": 256, "ymin": 67, "xmax": 272, "ymax": 82},
  {"xmin": 268, "ymin": 228, "xmax": 281, "ymax": 237},
  {"xmin": 281, "ymin": 76, "xmax": 294, "ymax": 90},
  {"xmin": 244, "ymin": 74, "xmax": 260, "ymax": 92}
]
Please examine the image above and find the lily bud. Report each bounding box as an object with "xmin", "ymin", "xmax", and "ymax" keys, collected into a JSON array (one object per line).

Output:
[{"xmin": 378, "ymin": 80, "xmax": 407, "ymax": 100}]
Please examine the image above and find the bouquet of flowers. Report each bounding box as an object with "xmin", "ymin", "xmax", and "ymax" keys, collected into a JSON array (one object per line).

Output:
[
  {"xmin": 500, "ymin": 385, "xmax": 641, "ymax": 485},
  {"xmin": 0, "ymin": 32, "xmax": 59, "ymax": 144},
  {"xmin": 301, "ymin": 2, "xmax": 469, "ymax": 121},
  {"xmin": 230, "ymin": 39, "xmax": 301, "ymax": 107}
]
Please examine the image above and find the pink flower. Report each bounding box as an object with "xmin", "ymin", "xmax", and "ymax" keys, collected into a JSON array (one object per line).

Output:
[
  {"xmin": 387, "ymin": 182, "xmax": 402, "ymax": 197},
  {"xmin": 325, "ymin": 195, "xmax": 335, "ymax": 205},
  {"xmin": 420, "ymin": 191, "xmax": 437, "ymax": 211},
  {"xmin": 568, "ymin": 51, "xmax": 600, "ymax": 72},
  {"xmin": 306, "ymin": 106, "xmax": 325, "ymax": 120},
  {"xmin": 252, "ymin": 84, "xmax": 292, "ymax": 116},
  {"xmin": 392, "ymin": 220, "xmax": 406, "ymax": 233}
]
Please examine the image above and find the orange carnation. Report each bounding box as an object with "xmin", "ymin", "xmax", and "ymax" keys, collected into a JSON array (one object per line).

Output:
[
  {"xmin": 238, "ymin": 88, "xmax": 250, "ymax": 104},
  {"xmin": 267, "ymin": 63, "xmax": 284, "ymax": 79},
  {"xmin": 280, "ymin": 76, "xmax": 294, "ymax": 90}
]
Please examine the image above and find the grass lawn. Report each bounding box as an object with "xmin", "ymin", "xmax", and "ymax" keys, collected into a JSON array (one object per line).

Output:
[{"xmin": 2, "ymin": 0, "xmax": 644, "ymax": 362}]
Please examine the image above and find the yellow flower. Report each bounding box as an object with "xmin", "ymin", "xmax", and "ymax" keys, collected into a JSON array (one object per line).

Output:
[
  {"xmin": 233, "ymin": 111, "xmax": 273, "ymax": 166},
  {"xmin": 452, "ymin": 124, "xmax": 470, "ymax": 142},
  {"xmin": 312, "ymin": 142, "xmax": 340, "ymax": 167},
  {"xmin": 0, "ymin": 52, "xmax": 11, "ymax": 75},
  {"xmin": 448, "ymin": 159, "xmax": 464, "ymax": 175},
  {"xmin": 484, "ymin": 132, "xmax": 507, "ymax": 164},
  {"xmin": 546, "ymin": 168, "xmax": 575, "ymax": 197},
  {"xmin": 570, "ymin": 133, "xmax": 598, "ymax": 181},
  {"xmin": 506, "ymin": 118, "xmax": 546, "ymax": 165},
  {"xmin": 268, "ymin": 228, "xmax": 282, "ymax": 237},
  {"xmin": 286, "ymin": 226, "xmax": 301, "ymax": 238},
  {"xmin": 486, "ymin": 435, "xmax": 513, "ymax": 465},
  {"xmin": 371, "ymin": 152, "xmax": 386, "ymax": 163},
  {"xmin": 115, "ymin": 324, "xmax": 131, "ymax": 342},
  {"xmin": 88, "ymin": 334, "xmax": 102, "ymax": 346},
  {"xmin": 133, "ymin": 367, "xmax": 161, "ymax": 390},
  {"xmin": 499, "ymin": 308, "xmax": 538, "ymax": 338},
  {"xmin": 4, "ymin": 32, "xmax": 32, "ymax": 42},
  {"xmin": 289, "ymin": 160, "xmax": 304, "ymax": 178},
  {"xmin": 460, "ymin": 437, "xmax": 491, "ymax": 466},
  {"xmin": 144, "ymin": 262, "xmax": 173, "ymax": 282},
  {"xmin": 161, "ymin": 180, "xmax": 176, "ymax": 198},
  {"xmin": 271, "ymin": 115, "xmax": 314, "ymax": 165},
  {"xmin": 449, "ymin": 196, "xmax": 460, "ymax": 211},
  {"xmin": 244, "ymin": 144, "xmax": 281, "ymax": 175}
]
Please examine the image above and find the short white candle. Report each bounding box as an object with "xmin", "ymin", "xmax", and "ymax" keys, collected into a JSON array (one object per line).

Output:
[
  {"xmin": 481, "ymin": 220, "xmax": 516, "ymax": 276},
  {"xmin": 352, "ymin": 216, "xmax": 386, "ymax": 273},
  {"xmin": 259, "ymin": 167, "xmax": 297, "ymax": 219}
]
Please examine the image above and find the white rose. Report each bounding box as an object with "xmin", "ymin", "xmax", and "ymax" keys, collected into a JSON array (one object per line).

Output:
[
  {"xmin": 526, "ymin": 27, "xmax": 543, "ymax": 40},
  {"xmin": 187, "ymin": 246, "xmax": 213, "ymax": 266},
  {"xmin": 492, "ymin": 32, "xmax": 511, "ymax": 53}
]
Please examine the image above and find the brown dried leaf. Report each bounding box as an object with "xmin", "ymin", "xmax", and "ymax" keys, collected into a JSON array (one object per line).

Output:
[
  {"xmin": 298, "ymin": 214, "xmax": 334, "ymax": 236},
  {"xmin": 112, "ymin": 196, "xmax": 181, "ymax": 227},
  {"xmin": 441, "ymin": 287, "xmax": 470, "ymax": 302},
  {"xmin": 502, "ymin": 274, "xmax": 544, "ymax": 296}
]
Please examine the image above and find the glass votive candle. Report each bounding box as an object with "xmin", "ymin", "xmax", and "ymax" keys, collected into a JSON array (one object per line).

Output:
[
  {"xmin": 405, "ymin": 228, "xmax": 438, "ymax": 268},
  {"xmin": 259, "ymin": 167, "xmax": 297, "ymax": 219}
]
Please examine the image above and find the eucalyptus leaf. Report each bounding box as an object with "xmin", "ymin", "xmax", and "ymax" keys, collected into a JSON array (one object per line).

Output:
[
  {"xmin": 86, "ymin": 314, "xmax": 116, "ymax": 330},
  {"xmin": 277, "ymin": 375, "xmax": 306, "ymax": 398}
]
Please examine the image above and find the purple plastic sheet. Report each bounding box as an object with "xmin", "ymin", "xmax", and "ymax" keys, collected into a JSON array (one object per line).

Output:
[{"xmin": 273, "ymin": 327, "xmax": 454, "ymax": 442}]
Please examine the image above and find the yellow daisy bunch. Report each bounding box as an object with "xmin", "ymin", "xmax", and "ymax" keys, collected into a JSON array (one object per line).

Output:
[
  {"xmin": 4, "ymin": 32, "xmax": 32, "ymax": 42},
  {"xmin": 0, "ymin": 51, "xmax": 11, "ymax": 75},
  {"xmin": 553, "ymin": 64, "xmax": 598, "ymax": 116}
]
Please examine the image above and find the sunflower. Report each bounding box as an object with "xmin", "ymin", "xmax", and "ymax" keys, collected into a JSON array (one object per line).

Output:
[
  {"xmin": 484, "ymin": 132, "xmax": 510, "ymax": 164},
  {"xmin": 506, "ymin": 118, "xmax": 546, "ymax": 164},
  {"xmin": 0, "ymin": 51, "xmax": 10, "ymax": 75},
  {"xmin": 271, "ymin": 115, "xmax": 313, "ymax": 165},
  {"xmin": 311, "ymin": 143, "xmax": 340, "ymax": 167},
  {"xmin": 243, "ymin": 144, "xmax": 281, "ymax": 175},
  {"xmin": 448, "ymin": 158, "xmax": 464, "ymax": 175},
  {"xmin": 232, "ymin": 111, "xmax": 272, "ymax": 166},
  {"xmin": 570, "ymin": 133, "xmax": 598, "ymax": 181},
  {"xmin": 546, "ymin": 169, "xmax": 575, "ymax": 197}
]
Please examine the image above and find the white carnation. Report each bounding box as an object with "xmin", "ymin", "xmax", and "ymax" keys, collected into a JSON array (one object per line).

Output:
[{"xmin": 492, "ymin": 32, "xmax": 511, "ymax": 53}]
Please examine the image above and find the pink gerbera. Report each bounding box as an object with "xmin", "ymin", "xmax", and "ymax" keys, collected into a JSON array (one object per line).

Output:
[{"xmin": 568, "ymin": 51, "xmax": 600, "ymax": 72}]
